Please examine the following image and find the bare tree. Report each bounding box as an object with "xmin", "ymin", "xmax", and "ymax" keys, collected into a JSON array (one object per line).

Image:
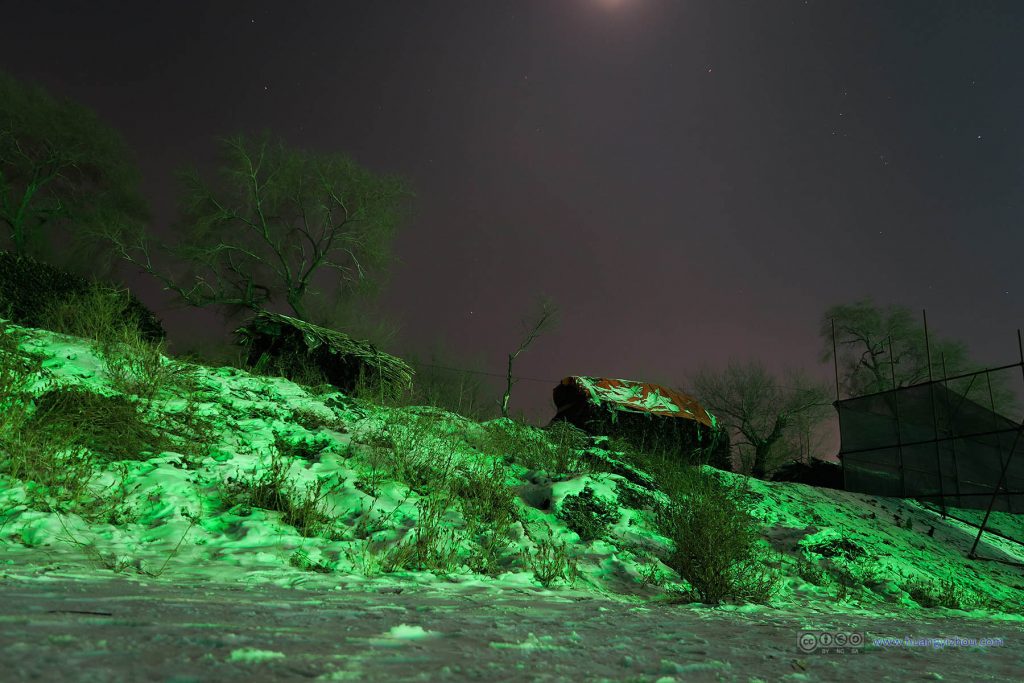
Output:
[
  {"xmin": 106, "ymin": 131, "xmax": 412, "ymax": 324},
  {"xmin": 821, "ymin": 298, "xmax": 1017, "ymax": 415},
  {"xmin": 687, "ymin": 361, "xmax": 832, "ymax": 478},
  {"xmin": 777, "ymin": 404, "xmax": 832, "ymax": 466},
  {"xmin": 0, "ymin": 70, "xmax": 148, "ymax": 277},
  {"xmin": 501, "ymin": 296, "xmax": 558, "ymax": 418}
]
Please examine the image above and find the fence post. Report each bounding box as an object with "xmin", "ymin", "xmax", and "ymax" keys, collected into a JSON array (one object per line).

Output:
[
  {"xmin": 923, "ymin": 310, "xmax": 946, "ymax": 515},
  {"xmin": 969, "ymin": 329, "xmax": 1024, "ymax": 559},
  {"xmin": 889, "ymin": 336, "xmax": 907, "ymax": 498}
]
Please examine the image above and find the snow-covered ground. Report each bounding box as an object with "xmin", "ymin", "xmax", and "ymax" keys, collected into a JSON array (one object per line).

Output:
[{"xmin": 1, "ymin": 322, "xmax": 1022, "ymax": 681}]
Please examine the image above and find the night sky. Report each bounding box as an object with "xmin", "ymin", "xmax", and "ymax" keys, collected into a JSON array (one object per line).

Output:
[{"xmin": 3, "ymin": 1, "xmax": 1023, "ymax": 434}]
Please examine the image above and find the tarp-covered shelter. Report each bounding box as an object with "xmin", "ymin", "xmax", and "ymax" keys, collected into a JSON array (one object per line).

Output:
[
  {"xmin": 838, "ymin": 382, "xmax": 1023, "ymax": 513},
  {"xmin": 235, "ymin": 311, "xmax": 413, "ymax": 396},
  {"xmin": 550, "ymin": 376, "xmax": 731, "ymax": 470}
]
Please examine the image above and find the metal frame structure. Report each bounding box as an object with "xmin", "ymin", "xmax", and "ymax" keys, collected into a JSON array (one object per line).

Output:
[{"xmin": 832, "ymin": 313, "xmax": 1024, "ymax": 564}]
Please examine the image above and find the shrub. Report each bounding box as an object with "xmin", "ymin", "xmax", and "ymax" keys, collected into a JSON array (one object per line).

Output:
[
  {"xmin": 4, "ymin": 431, "xmax": 96, "ymax": 510},
  {"xmin": 35, "ymin": 285, "xmax": 195, "ymax": 401},
  {"xmin": 345, "ymin": 363, "xmax": 407, "ymax": 406},
  {"xmin": 247, "ymin": 343, "xmax": 332, "ymax": 392},
  {"xmin": 72, "ymin": 461, "xmax": 142, "ymax": 526},
  {"xmin": 0, "ymin": 322, "xmax": 108, "ymax": 509},
  {"xmin": 451, "ymin": 458, "xmax": 521, "ymax": 575},
  {"xmin": 452, "ymin": 458, "xmax": 518, "ymax": 527},
  {"xmin": 274, "ymin": 431, "xmax": 334, "ymax": 462},
  {"xmin": 655, "ymin": 469, "xmax": 779, "ymax": 604},
  {"xmin": 805, "ymin": 535, "xmax": 865, "ymax": 562},
  {"xmin": 476, "ymin": 418, "xmax": 593, "ymax": 476},
  {"xmin": 346, "ymin": 492, "xmax": 410, "ymax": 542},
  {"xmin": 158, "ymin": 393, "xmax": 221, "ymax": 466},
  {"xmin": 342, "ymin": 539, "xmax": 385, "ymax": 576},
  {"xmin": 290, "ymin": 407, "xmax": 344, "ymax": 432},
  {"xmin": 359, "ymin": 410, "xmax": 460, "ymax": 492},
  {"xmin": 614, "ymin": 477, "xmax": 657, "ymax": 511},
  {"xmin": 631, "ymin": 549, "xmax": 669, "ymax": 588},
  {"xmin": 523, "ymin": 525, "xmax": 580, "ymax": 588},
  {"xmin": 558, "ymin": 484, "xmax": 620, "ymax": 543},
  {"xmin": 0, "ymin": 319, "xmax": 45, "ymax": 460},
  {"xmin": 606, "ymin": 436, "xmax": 698, "ymax": 502},
  {"xmin": 475, "ymin": 419, "xmax": 551, "ymax": 470},
  {"xmin": 37, "ymin": 285, "xmax": 136, "ymax": 345},
  {"xmin": 0, "ymin": 253, "xmax": 164, "ymax": 343},
  {"xmin": 281, "ymin": 476, "xmax": 344, "ymax": 537}
]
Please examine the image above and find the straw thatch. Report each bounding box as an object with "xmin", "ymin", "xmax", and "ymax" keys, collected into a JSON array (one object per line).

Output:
[{"xmin": 234, "ymin": 310, "xmax": 413, "ymax": 395}]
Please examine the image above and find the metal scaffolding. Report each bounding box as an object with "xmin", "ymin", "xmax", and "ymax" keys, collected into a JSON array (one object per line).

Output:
[{"xmin": 832, "ymin": 313, "xmax": 1024, "ymax": 564}]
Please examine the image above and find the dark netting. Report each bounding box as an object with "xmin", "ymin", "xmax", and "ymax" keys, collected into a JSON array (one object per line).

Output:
[{"xmin": 837, "ymin": 365, "xmax": 1024, "ymax": 514}]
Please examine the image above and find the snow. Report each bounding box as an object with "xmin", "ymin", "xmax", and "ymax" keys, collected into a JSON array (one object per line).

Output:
[{"xmin": 1, "ymin": 320, "xmax": 1022, "ymax": 628}]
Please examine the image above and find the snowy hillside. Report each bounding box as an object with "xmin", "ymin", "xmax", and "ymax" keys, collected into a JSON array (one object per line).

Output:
[{"xmin": 1, "ymin": 320, "xmax": 1022, "ymax": 624}]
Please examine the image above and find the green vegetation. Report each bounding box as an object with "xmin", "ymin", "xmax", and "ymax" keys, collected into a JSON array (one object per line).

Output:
[
  {"xmin": 380, "ymin": 491, "xmax": 462, "ymax": 574},
  {"xmin": 451, "ymin": 458, "xmax": 521, "ymax": 575},
  {"xmin": 27, "ymin": 387, "xmax": 168, "ymax": 462},
  {"xmin": 1, "ymin": 287, "xmax": 1022, "ymax": 618},
  {"xmin": 902, "ymin": 577, "xmax": 994, "ymax": 611},
  {"xmin": 794, "ymin": 553, "xmax": 829, "ymax": 586},
  {"xmin": 0, "ymin": 70, "xmax": 148, "ymax": 277},
  {"xmin": 472, "ymin": 418, "xmax": 593, "ymax": 477},
  {"xmin": 558, "ymin": 485, "xmax": 619, "ymax": 543},
  {"xmin": 217, "ymin": 449, "xmax": 342, "ymax": 539},
  {"xmin": 522, "ymin": 525, "xmax": 580, "ymax": 588},
  {"xmin": 105, "ymin": 131, "xmax": 412, "ymax": 325},
  {"xmin": 654, "ymin": 470, "xmax": 780, "ymax": 604}
]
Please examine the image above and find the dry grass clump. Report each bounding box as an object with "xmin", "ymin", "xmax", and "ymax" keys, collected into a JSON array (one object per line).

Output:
[
  {"xmin": 902, "ymin": 577, "xmax": 994, "ymax": 611},
  {"xmin": 521, "ymin": 523, "xmax": 580, "ymax": 588},
  {"xmin": 35, "ymin": 284, "xmax": 143, "ymax": 346},
  {"xmin": 0, "ymin": 324, "xmax": 107, "ymax": 510},
  {"xmin": 349, "ymin": 409, "xmax": 528, "ymax": 576},
  {"xmin": 473, "ymin": 418, "xmax": 592, "ymax": 476},
  {"xmin": 216, "ymin": 449, "xmax": 344, "ymax": 539},
  {"xmin": 36, "ymin": 284, "xmax": 187, "ymax": 400},
  {"xmin": 381, "ymin": 490, "xmax": 462, "ymax": 574},
  {"xmin": 357, "ymin": 410, "xmax": 463, "ymax": 492},
  {"xmin": 28, "ymin": 387, "xmax": 169, "ymax": 461}
]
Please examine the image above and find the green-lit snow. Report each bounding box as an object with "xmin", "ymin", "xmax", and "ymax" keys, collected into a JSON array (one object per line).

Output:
[{"xmin": 1, "ymin": 321, "xmax": 1022, "ymax": 624}]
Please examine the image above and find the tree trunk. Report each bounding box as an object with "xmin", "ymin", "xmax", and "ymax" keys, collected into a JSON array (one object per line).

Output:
[
  {"xmin": 750, "ymin": 417, "xmax": 787, "ymax": 479},
  {"xmin": 751, "ymin": 444, "xmax": 772, "ymax": 479},
  {"xmin": 287, "ymin": 292, "xmax": 307, "ymax": 321},
  {"xmin": 500, "ymin": 352, "xmax": 514, "ymax": 418}
]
